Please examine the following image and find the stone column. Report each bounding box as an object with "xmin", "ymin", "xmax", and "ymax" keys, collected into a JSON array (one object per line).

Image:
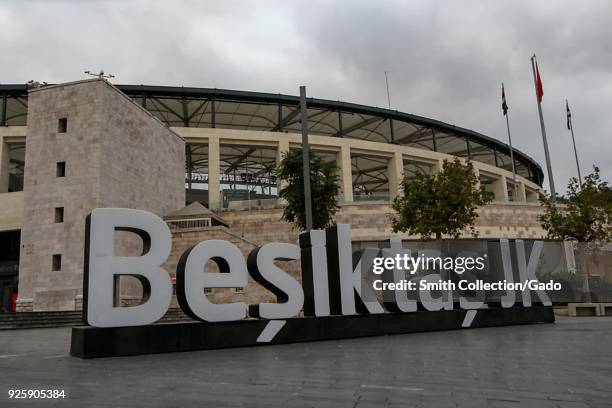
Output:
[
  {"xmin": 338, "ymin": 144, "xmax": 353, "ymax": 202},
  {"xmin": 434, "ymin": 158, "xmax": 445, "ymax": 173},
  {"xmin": 472, "ymin": 164, "xmax": 482, "ymax": 191},
  {"xmin": 516, "ymin": 181, "xmax": 527, "ymax": 202},
  {"xmin": 493, "ymin": 175, "xmax": 509, "ymax": 202},
  {"xmin": 208, "ymin": 134, "xmax": 221, "ymax": 209},
  {"xmin": 387, "ymin": 151, "xmax": 404, "ymax": 199}
]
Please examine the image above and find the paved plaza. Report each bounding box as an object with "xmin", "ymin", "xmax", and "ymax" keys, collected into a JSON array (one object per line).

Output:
[{"xmin": 1, "ymin": 316, "xmax": 611, "ymax": 407}]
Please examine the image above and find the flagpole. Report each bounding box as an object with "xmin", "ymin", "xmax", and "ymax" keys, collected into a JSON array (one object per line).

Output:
[
  {"xmin": 530, "ymin": 54, "xmax": 556, "ymax": 196},
  {"xmin": 567, "ymin": 100, "xmax": 583, "ymax": 187},
  {"xmin": 502, "ymin": 83, "xmax": 517, "ymax": 198}
]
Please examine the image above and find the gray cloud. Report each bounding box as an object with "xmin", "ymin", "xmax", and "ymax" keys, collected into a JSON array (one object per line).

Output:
[{"xmin": 1, "ymin": 0, "xmax": 610, "ymax": 192}]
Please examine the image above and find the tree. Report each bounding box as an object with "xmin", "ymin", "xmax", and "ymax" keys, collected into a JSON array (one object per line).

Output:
[
  {"xmin": 538, "ymin": 166, "xmax": 612, "ymax": 242},
  {"xmin": 391, "ymin": 158, "xmax": 494, "ymax": 240},
  {"xmin": 539, "ymin": 167, "xmax": 612, "ymax": 302},
  {"xmin": 275, "ymin": 149, "xmax": 340, "ymax": 230}
]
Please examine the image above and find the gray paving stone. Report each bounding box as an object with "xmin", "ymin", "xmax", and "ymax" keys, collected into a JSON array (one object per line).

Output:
[{"xmin": 0, "ymin": 316, "xmax": 610, "ymax": 407}]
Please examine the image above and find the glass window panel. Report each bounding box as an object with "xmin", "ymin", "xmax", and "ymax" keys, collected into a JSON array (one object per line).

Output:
[
  {"xmin": 394, "ymin": 122, "xmax": 434, "ymax": 151},
  {"xmin": 219, "ymin": 144, "xmax": 278, "ymax": 208},
  {"xmin": 216, "ymin": 100, "xmax": 277, "ymax": 131},
  {"xmin": 351, "ymin": 154, "xmax": 389, "ymax": 201},
  {"xmin": 131, "ymin": 96, "xmax": 144, "ymax": 107},
  {"xmin": 434, "ymin": 131, "xmax": 468, "ymax": 157},
  {"xmin": 402, "ymin": 159, "xmax": 435, "ymax": 180},
  {"xmin": 495, "ymin": 149, "xmax": 514, "ymax": 172},
  {"xmin": 141, "ymin": 97, "xmax": 212, "ymax": 128},
  {"xmin": 468, "ymin": 140, "xmax": 496, "ymax": 166},
  {"xmin": 289, "ymin": 148, "xmax": 337, "ymax": 164},
  {"xmin": 5, "ymin": 96, "xmax": 27, "ymax": 126},
  {"xmin": 281, "ymin": 105, "xmax": 339, "ymax": 136},
  {"xmin": 185, "ymin": 143, "xmax": 209, "ymax": 205},
  {"xmin": 479, "ymin": 173, "xmax": 496, "ymax": 196},
  {"xmin": 145, "ymin": 97, "xmax": 187, "ymax": 127},
  {"xmin": 529, "ymin": 165, "xmax": 541, "ymax": 185},
  {"xmin": 184, "ymin": 98, "xmax": 213, "ymax": 128},
  {"xmin": 341, "ymin": 112, "xmax": 390, "ymax": 143},
  {"xmin": 515, "ymin": 159, "xmax": 530, "ymax": 180},
  {"xmin": 8, "ymin": 143, "xmax": 25, "ymax": 192}
]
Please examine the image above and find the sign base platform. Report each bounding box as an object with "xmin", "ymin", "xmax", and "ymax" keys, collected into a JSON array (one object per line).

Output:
[{"xmin": 70, "ymin": 305, "xmax": 554, "ymax": 358}]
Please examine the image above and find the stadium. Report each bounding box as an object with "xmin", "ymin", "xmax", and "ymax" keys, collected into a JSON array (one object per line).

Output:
[{"xmin": 0, "ymin": 79, "xmax": 549, "ymax": 313}]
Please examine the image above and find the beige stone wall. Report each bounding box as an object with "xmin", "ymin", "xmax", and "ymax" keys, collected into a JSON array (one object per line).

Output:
[
  {"xmin": 163, "ymin": 226, "xmax": 300, "ymax": 308},
  {"xmin": 0, "ymin": 191, "xmax": 23, "ymax": 232},
  {"xmin": 163, "ymin": 201, "xmax": 546, "ymax": 310},
  {"xmin": 213, "ymin": 201, "xmax": 547, "ymax": 249},
  {"xmin": 17, "ymin": 79, "xmax": 185, "ymax": 312}
]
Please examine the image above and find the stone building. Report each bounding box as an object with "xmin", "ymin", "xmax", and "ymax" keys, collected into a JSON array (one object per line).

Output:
[{"xmin": 0, "ymin": 79, "xmax": 550, "ymax": 312}]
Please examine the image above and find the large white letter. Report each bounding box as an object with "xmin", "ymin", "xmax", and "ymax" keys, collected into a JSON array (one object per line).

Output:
[
  {"xmin": 326, "ymin": 224, "xmax": 357, "ymax": 315},
  {"xmin": 84, "ymin": 208, "xmax": 172, "ymax": 328},
  {"xmin": 247, "ymin": 243, "xmax": 303, "ymax": 319},
  {"xmin": 176, "ymin": 240, "xmax": 247, "ymax": 322},
  {"xmin": 299, "ymin": 230, "xmax": 330, "ymax": 317}
]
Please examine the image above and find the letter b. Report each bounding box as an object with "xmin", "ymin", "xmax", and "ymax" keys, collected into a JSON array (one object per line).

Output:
[{"xmin": 84, "ymin": 208, "xmax": 173, "ymax": 328}]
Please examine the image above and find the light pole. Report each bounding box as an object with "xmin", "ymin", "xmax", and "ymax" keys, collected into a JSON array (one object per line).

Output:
[{"xmin": 300, "ymin": 86, "xmax": 313, "ymax": 231}]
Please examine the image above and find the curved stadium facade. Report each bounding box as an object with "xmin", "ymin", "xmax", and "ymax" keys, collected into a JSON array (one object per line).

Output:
[
  {"xmin": 0, "ymin": 79, "xmax": 548, "ymax": 312},
  {"xmin": 1, "ymin": 82, "xmax": 543, "ymax": 205}
]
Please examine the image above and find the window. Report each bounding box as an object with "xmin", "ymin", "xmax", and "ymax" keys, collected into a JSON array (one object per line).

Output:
[
  {"xmin": 52, "ymin": 254, "xmax": 62, "ymax": 271},
  {"xmin": 8, "ymin": 143, "xmax": 25, "ymax": 192},
  {"xmin": 351, "ymin": 154, "xmax": 390, "ymax": 201},
  {"xmin": 434, "ymin": 132, "xmax": 469, "ymax": 157},
  {"xmin": 403, "ymin": 159, "xmax": 435, "ymax": 179},
  {"xmin": 394, "ymin": 122, "xmax": 434, "ymax": 150},
  {"xmin": 341, "ymin": 112, "xmax": 391, "ymax": 143},
  {"xmin": 468, "ymin": 140, "xmax": 497, "ymax": 166},
  {"xmin": 4, "ymin": 96, "xmax": 27, "ymax": 126},
  {"xmin": 219, "ymin": 144, "xmax": 278, "ymax": 208},
  {"xmin": 56, "ymin": 162, "xmax": 66, "ymax": 177},
  {"xmin": 58, "ymin": 118, "xmax": 67, "ymax": 133},
  {"xmin": 54, "ymin": 207, "xmax": 64, "ymax": 223}
]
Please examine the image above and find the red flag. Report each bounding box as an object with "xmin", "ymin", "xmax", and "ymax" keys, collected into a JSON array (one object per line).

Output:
[{"xmin": 535, "ymin": 62, "xmax": 544, "ymax": 103}]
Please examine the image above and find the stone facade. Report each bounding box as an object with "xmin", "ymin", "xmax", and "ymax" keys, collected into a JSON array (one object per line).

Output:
[
  {"xmin": 17, "ymin": 79, "xmax": 185, "ymax": 312},
  {"xmin": 163, "ymin": 226, "xmax": 300, "ymax": 308},
  {"xmin": 0, "ymin": 191, "xmax": 23, "ymax": 232},
  {"xmin": 161, "ymin": 200, "xmax": 547, "ymax": 309},
  {"xmin": 213, "ymin": 200, "xmax": 547, "ymax": 246},
  {"xmin": 0, "ymin": 80, "xmax": 553, "ymax": 313}
]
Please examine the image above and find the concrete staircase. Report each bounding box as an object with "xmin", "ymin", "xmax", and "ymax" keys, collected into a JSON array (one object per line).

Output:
[
  {"xmin": 0, "ymin": 308, "xmax": 194, "ymax": 330},
  {"xmin": 0, "ymin": 311, "xmax": 84, "ymax": 330}
]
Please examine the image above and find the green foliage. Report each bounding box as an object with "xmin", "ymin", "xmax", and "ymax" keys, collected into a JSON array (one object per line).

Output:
[
  {"xmin": 391, "ymin": 158, "xmax": 494, "ymax": 240},
  {"xmin": 275, "ymin": 149, "xmax": 340, "ymax": 231},
  {"xmin": 538, "ymin": 166, "xmax": 612, "ymax": 242}
]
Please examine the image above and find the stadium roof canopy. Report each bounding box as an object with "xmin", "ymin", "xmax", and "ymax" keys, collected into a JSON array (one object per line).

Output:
[{"xmin": 0, "ymin": 83, "xmax": 544, "ymax": 186}]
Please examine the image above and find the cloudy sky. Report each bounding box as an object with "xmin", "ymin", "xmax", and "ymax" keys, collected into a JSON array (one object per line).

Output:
[{"xmin": 1, "ymin": 0, "xmax": 610, "ymax": 193}]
